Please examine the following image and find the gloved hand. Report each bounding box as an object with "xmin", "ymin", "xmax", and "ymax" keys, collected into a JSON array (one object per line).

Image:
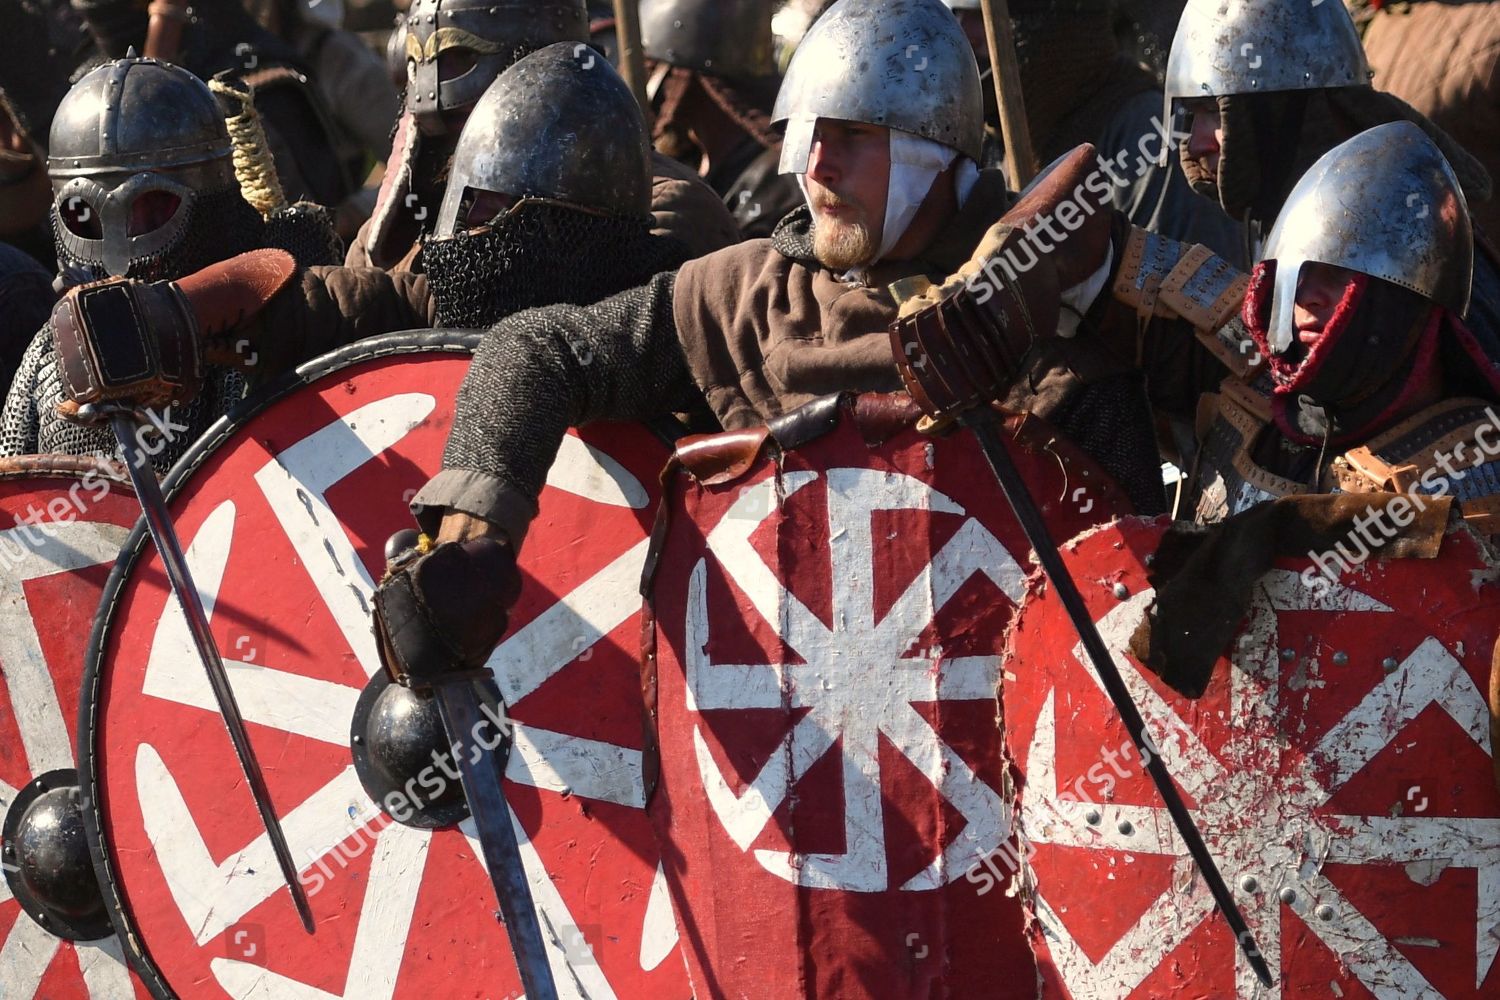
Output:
[
  {"xmin": 372, "ymin": 529, "xmax": 522, "ymax": 690},
  {"xmin": 50, "ymin": 248, "xmax": 296, "ymax": 421},
  {"xmin": 889, "ymin": 143, "xmax": 1113, "ymax": 424}
]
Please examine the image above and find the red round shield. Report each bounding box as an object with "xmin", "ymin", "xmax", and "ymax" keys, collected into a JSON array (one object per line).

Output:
[
  {"xmin": 81, "ymin": 333, "xmax": 693, "ymax": 998},
  {"xmin": 1003, "ymin": 516, "xmax": 1500, "ymax": 998},
  {"xmin": 643, "ymin": 397, "xmax": 1133, "ymax": 997},
  {"xmin": 0, "ymin": 458, "xmax": 148, "ymax": 999}
]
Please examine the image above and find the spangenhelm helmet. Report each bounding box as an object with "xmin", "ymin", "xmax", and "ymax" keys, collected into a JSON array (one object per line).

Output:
[
  {"xmin": 47, "ymin": 57, "xmax": 236, "ymax": 279},
  {"xmin": 640, "ymin": 0, "xmax": 777, "ymax": 81},
  {"xmin": 434, "ymin": 41, "xmax": 651, "ymax": 238},
  {"xmin": 1163, "ymin": 0, "xmax": 1369, "ymax": 151},
  {"xmin": 402, "ymin": 0, "xmax": 589, "ymax": 136},
  {"xmin": 1259, "ymin": 121, "xmax": 1472, "ymax": 355},
  {"xmin": 772, "ymin": 0, "xmax": 984, "ymax": 173}
]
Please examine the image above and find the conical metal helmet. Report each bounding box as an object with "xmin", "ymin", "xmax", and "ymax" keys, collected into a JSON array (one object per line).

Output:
[
  {"xmin": 47, "ymin": 57, "xmax": 236, "ymax": 278},
  {"xmin": 772, "ymin": 0, "xmax": 983, "ymax": 173},
  {"xmin": 435, "ymin": 41, "xmax": 651, "ymax": 237},
  {"xmin": 402, "ymin": 0, "xmax": 589, "ymax": 136},
  {"xmin": 1260, "ymin": 121, "xmax": 1473, "ymax": 354},
  {"xmin": 1164, "ymin": 0, "xmax": 1370, "ymax": 134},
  {"xmin": 639, "ymin": 0, "xmax": 777, "ymax": 81}
]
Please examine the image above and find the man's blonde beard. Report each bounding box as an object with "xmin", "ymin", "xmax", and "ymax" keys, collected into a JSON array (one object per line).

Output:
[{"xmin": 813, "ymin": 215, "xmax": 880, "ymax": 271}]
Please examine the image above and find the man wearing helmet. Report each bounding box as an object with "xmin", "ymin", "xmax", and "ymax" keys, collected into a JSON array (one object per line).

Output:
[
  {"xmin": 640, "ymin": 0, "xmax": 803, "ymax": 239},
  {"xmin": 0, "ymin": 55, "xmax": 342, "ymax": 469},
  {"xmin": 354, "ymin": 0, "xmax": 740, "ymax": 272},
  {"xmin": 889, "ymin": 119, "xmax": 1500, "ymax": 533},
  {"xmin": 357, "ymin": 0, "xmax": 1172, "ymax": 687},
  {"xmin": 231, "ymin": 42, "xmax": 700, "ymax": 372},
  {"xmin": 1164, "ymin": 0, "xmax": 1494, "ymax": 284}
]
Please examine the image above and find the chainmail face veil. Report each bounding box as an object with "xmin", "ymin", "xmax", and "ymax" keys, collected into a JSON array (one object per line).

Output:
[{"xmin": 420, "ymin": 200, "xmax": 688, "ymax": 330}]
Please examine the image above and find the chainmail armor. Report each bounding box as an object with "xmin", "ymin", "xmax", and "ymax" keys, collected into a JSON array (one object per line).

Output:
[
  {"xmin": 421, "ymin": 201, "xmax": 683, "ymax": 329},
  {"xmin": 442, "ymin": 272, "xmax": 698, "ymax": 505}
]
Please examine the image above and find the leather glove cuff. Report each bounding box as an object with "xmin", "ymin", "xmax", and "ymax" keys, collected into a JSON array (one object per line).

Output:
[
  {"xmin": 374, "ymin": 535, "xmax": 521, "ymax": 690},
  {"xmin": 50, "ymin": 275, "xmax": 202, "ymax": 413}
]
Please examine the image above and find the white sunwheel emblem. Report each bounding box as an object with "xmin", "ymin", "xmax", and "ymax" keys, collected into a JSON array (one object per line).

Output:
[
  {"xmin": 686, "ymin": 466, "xmax": 1028, "ymax": 892},
  {"xmin": 80, "ymin": 336, "xmax": 693, "ymax": 999},
  {"xmin": 0, "ymin": 468, "xmax": 142, "ymax": 999},
  {"xmin": 1004, "ymin": 517, "xmax": 1500, "ymax": 1000}
]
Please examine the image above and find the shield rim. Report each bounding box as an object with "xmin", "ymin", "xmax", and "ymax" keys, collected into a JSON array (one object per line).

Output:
[{"xmin": 76, "ymin": 329, "xmax": 484, "ymax": 998}]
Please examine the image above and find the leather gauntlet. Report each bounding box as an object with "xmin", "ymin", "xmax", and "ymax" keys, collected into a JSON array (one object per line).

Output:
[
  {"xmin": 50, "ymin": 248, "xmax": 297, "ymax": 421},
  {"xmin": 51, "ymin": 275, "xmax": 203, "ymax": 412},
  {"xmin": 373, "ymin": 533, "xmax": 523, "ymax": 690}
]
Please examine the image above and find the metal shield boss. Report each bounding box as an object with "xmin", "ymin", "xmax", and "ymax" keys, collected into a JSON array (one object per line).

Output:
[
  {"xmin": 1003, "ymin": 516, "xmax": 1500, "ymax": 998},
  {"xmin": 80, "ymin": 332, "xmax": 691, "ymax": 998},
  {"xmin": 0, "ymin": 459, "xmax": 147, "ymax": 999},
  {"xmin": 642, "ymin": 395, "xmax": 1132, "ymax": 997}
]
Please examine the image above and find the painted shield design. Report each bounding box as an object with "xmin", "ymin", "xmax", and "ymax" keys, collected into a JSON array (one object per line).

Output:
[
  {"xmin": 0, "ymin": 458, "xmax": 147, "ymax": 999},
  {"xmin": 80, "ymin": 332, "xmax": 692, "ymax": 998},
  {"xmin": 1003, "ymin": 516, "xmax": 1500, "ymax": 998},
  {"xmin": 642, "ymin": 396, "xmax": 1134, "ymax": 997}
]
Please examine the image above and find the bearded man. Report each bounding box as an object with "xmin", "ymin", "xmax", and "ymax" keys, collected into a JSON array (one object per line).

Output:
[{"xmin": 367, "ymin": 0, "xmax": 1169, "ymax": 647}]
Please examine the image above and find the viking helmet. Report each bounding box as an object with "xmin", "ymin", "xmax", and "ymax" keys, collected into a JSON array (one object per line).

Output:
[
  {"xmin": 1163, "ymin": 0, "xmax": 1369, "ymax": 137},
  {"xmin": 1259, "ymin": 121, "xmax": 1472, "ymax": 355},
  {"xmin": 639, "ymin": 0, "xmax": 777, "ymax": 81},
  {"xmin": 48, "ymin": 57, "xmax": 237, "ymax": 279},
  {"xmin": 434, "ymin": 41, "xmax": 651, "ymax": 238},
  {"xmin": 772, "ymin": 0, "xmax": 983, "ymax": 173},
  {"xmin": 401, "ymin": 0, "xmax": 589, "ymax": 136}
]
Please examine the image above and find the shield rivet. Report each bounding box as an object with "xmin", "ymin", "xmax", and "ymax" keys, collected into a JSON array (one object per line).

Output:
[
  {"xmin": 1279, "ymin": 648, "xmax": 1295, "ymax": 662},
  {"xmin": 1382, "ymin": 657, "xmax": 1399, "ymax": 673},
  {"xmin": 1279, "ymin": 887, "xmax": 1296, "ymax": 904},
  {"xmin": 1117, "ymin": 819, "xmax": 1134, "ymax": 836},
  {"xmin": 1316, "ymin": 904, "xmax": 1335, "ymax": 921},
  {"xmin": 1112, "ymin": 583, "xmax": 1129, "ymax": 600},
  {"xmin": 1084, "ymin": 808, "xmax": 1101, "ymax": 825},
  {"xmin": 1240, "ymin": 875, "xmax": 1258, "ymax": 893},
  {"xmin": 1332, "ymin": 651, "xmax": 1348, "ymax": 666}
]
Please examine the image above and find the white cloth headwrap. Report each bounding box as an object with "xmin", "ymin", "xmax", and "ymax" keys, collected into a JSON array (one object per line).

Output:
[{"xmin": 794, "ymin": 128, "xmax": 975, "ymax": 268}]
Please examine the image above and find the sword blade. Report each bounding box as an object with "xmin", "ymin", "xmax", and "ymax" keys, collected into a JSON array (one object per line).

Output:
[
  {"xmin": 963, "ymin": 413, "xmax": 1275, "ymax": 988},
  {"xmin": 110, "ymin": 413, "xmax": 316, "ymax": 935},
  {"xmin": 431, "ymin": 680, "xmax": 559, "ymax": 1000}
]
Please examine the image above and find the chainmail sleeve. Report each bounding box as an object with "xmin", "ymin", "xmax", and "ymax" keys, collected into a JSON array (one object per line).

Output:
[
  {"xmin": 417, "ymin": 271, "xmax": 697, "ymax": 546},
  {"xmin": 0, "ymin": 328, "xmax": 49, "ymax": 459}
]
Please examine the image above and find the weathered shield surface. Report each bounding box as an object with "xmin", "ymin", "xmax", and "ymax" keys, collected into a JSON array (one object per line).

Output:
[
  {"xmin": 1003, "ymin": 515, "xmax": 1500, "ymax": 999},
  {"xmin": 643, "ymin": 397, "xmax": 1133, "ymax": 997},
  {"xmin": 80, "ymin": 333, "xmax": 691, "ymax": 998},
  {"xmin": 0, "ymin": 459, "xmax": 147, "ymax": 999}
]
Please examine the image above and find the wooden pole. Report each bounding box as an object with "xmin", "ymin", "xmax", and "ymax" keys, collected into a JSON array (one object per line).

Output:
[
  {"xmin": 612, "ymin": 0, "xmax": 654, "ymax": 129},
  {"xmin": 143, "ymin": 0, "xmax": 191, "ymax": 63},
  {"xmin": 979, "ymin": 0, "xmax": 1037, "ymax": 191}
]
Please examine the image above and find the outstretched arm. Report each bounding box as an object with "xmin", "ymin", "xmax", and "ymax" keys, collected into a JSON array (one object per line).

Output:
[{"xmin": 415, "ymin": 271, "xmax": 700, "ymax": 548}]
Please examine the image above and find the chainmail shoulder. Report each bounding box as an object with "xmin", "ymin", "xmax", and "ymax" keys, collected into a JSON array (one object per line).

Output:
[
  {"xmin": 0, "ymin": 323, "xmax": 247, "ymax": 475},
  {"xmin": 442, "ymin": 271, "xmax": 697, "ymax": 504},
  {"xmin": 264, "ymin": 201, "xmax": 344, "ymax": 268}
]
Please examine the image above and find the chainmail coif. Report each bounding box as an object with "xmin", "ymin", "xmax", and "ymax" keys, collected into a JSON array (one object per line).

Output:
[{"xmin": 420, "ymin": 200, "xmax": 687, "ymax": 329}]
